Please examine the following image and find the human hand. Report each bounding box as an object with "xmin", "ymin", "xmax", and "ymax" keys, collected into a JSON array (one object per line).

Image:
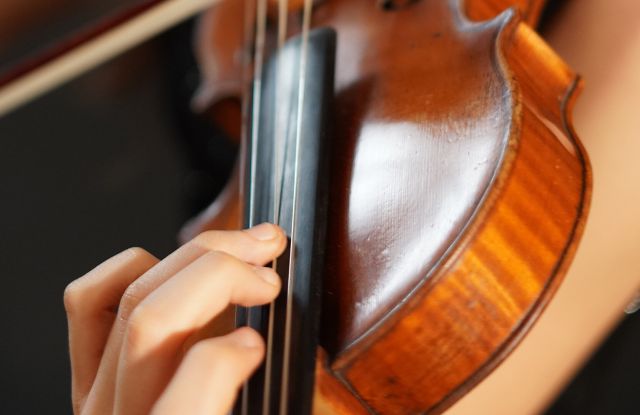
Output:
[{"xmin": 64, "ymin": 223, "xmax": 286, "ymax": 415}]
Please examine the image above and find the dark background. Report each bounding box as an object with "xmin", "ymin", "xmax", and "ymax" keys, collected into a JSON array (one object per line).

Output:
[{"xmin": 0, "ymin": 1, "xmax": 638, "ymax": 414}]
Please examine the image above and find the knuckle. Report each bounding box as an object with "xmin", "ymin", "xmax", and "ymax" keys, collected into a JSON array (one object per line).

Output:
[
  {"xmin": 63, "ymin": 280, "xmax": 85, "ymax": 315},
  {"xmin": 64, "ymin": 247, "xmax": 157, "ymax": 317},
  {"xmin": 123, "ymin": 305, "xmax": 164, "ymax": 353}
]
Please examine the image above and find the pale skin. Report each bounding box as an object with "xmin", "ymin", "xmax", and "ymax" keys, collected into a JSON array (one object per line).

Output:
[{"xmin": 64, "ymin": 223, "xmax": 287, "ymax": 415}]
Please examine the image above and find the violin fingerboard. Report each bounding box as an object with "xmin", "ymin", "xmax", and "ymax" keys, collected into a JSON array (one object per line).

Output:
[{"xmin": 237, "ymin": 27, "xmax": 336, "ymax": 415}]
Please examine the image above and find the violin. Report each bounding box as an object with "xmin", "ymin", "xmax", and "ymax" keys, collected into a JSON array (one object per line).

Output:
[{"xmin": 0, "ymin": 0, "xmax": 591, "ymax": 414}]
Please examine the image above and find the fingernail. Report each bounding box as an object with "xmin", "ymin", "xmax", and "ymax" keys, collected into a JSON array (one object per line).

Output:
[
  {"xmin": 254, "ymin": 266, "xmax": 280, "ymax": 286},
  {"xmin": 234, "ymin": 329, "xmax": 263, "ymax": 349},
  {"xmin": 246, "ymin": 223, "xmax": 278, "ymax": 241}
]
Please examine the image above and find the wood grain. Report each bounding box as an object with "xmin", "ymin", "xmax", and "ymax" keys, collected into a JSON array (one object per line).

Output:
[{"xmin": 312, "ymin": 1, "xmax": 590, "ymax": 413}]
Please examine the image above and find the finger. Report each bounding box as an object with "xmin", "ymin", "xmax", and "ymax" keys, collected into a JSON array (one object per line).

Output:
[
  {"xmin": 114, "ymin": 250, "xmax": 281, "ymax": 415},
  {"xmin": 118, "ymin": 223, "xmax": 286, "ymax": 323},
  {"xmin": 151, "ymin": 328, "xmax": 264, "ymax": 415},
  {"xmin": 83, "ymin": 224, "xmax": 285, "ymax": 413},
  {"xmin": 64, "ymin": 247, "xmax": 159, "ymax": 413}
]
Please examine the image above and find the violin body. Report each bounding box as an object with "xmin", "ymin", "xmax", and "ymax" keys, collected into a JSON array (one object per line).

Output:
[{"xmin": 188, "ymin": 0, "xmax": 592, "ymax": 413}]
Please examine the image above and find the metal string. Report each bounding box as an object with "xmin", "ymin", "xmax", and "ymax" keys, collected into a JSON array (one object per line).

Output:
[
  {"xmin": 248, "ymin": 0, "xmax": 268, "ymax": 228},
  {"xmin": 279, "ymin": 0, "xmax": 314, "ymax": 413},
  {"xmin": 262, "ymin": 0, "xmax": 289, "ymax": 413},
  {"xmin": 243, "ymin": 0, "xmax": 268, "ymax": 412}
]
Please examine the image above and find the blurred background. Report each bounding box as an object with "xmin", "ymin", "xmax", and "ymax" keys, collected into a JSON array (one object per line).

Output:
[
  {"xmin": 0, "ymin": 1, "xmax": 237, "ymax": 413},
  {"xmin": 0, "ymin": 0, "xmax": 638, "ymax": 414}
]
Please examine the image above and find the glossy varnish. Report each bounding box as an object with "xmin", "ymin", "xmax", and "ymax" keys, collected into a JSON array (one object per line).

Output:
[
  {"xmin": 195, "ymin": 0, "xmax": 591, "ymax": 413},
  {"xmin": 312, "ymin": 0, "xmax": 590, "ymax": 413}
]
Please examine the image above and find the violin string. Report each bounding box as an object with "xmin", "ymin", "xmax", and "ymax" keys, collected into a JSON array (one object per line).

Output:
[
  {"xmin": 279, "ymin": 0, "xmax": 314, "ymax": 412},
  {"xmin": 248, "ymin": 0, "xmax": 267, "ymax": 229},
  {"xmin": 262, "ymin": 0, "xmax": 289, "ymax": 413},
  {"xmin": 238, "ymin": 0, "xmax": 257, "ymax": 345},
  {"xmin": 243, "ymin": 0, "xmax": 268, "ymax": 413}
]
